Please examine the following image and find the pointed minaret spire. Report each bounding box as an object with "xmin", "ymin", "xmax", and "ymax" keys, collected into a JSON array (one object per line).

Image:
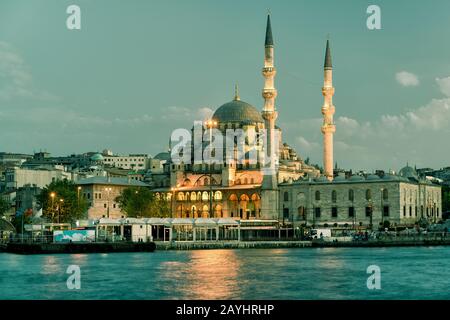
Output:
[
  {"xmin": 261, "ymin": 12, "xmax": 278, "ymax": 191},
  {"xmin": 265, "ymin": 13, "xmax": 274, "ymax": 47},
  {"xmin": 324, "ymin": 39, "xmax": 332, "ymax": 70},
  {"xmin": 321, "ymin": 38, "xmax": 336, "ymax": 181},
  {"xmin": 234, "ymin": 84, "xmax": 240, "ymax": 101}
]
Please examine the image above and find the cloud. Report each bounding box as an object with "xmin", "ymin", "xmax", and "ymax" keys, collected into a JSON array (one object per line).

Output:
[
  {"xmin": 296, "ymin": 136, "xmax": 319, "ymax": 151},
  {"xmin": 436, "ymin": 76, "xmax": 450, "ymax": 96},
  {"xmin": 395, "ymin": 71, "xmax": 419, "ymax": 87},
  {"xmin": 285, "ymin": 77, "xmax": 450, "ymax": 171},
  {"xmin": 0, "ymin": 41, "xmax": 57, "ymax": 101}
]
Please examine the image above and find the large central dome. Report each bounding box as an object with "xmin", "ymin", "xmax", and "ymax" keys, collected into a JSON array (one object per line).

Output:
[{"xmin": 213, "ymin": 98, "xmax": 264, "ymax": 124}]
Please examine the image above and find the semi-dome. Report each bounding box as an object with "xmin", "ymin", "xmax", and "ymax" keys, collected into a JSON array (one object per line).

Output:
[
  {"xmin": 212, "ymin": 98, "xmax": 264, "ymax": 124},
  {"xmin": 399, "ymin": 165, "xmax": 418, "ymax": 179}
]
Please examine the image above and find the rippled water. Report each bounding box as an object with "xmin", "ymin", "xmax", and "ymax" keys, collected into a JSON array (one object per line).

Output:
[{"xmin": 0, "ymin": 246, "xmax": 449, "ymax": 299}]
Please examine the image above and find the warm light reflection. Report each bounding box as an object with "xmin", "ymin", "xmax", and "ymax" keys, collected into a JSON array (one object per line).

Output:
[
  {"xmin": 160, "ymin": 250, "xmax": 241, "ymax": 299},
  {"xmin": 316, "ymin": 248, "xmax": 345, "ymax": 269}
]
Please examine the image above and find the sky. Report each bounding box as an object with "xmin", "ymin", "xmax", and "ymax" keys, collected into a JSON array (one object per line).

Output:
[{"xmin": 1, "ymin": 0, "xmax": 450, "ymax": 172}]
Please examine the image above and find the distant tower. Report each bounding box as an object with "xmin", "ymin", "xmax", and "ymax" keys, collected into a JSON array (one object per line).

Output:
[
  {"xmin": 261, "ymin": 13, "xmax": 278, "ymax": 190},
  {"xmin": 321, "ymin": 39, "xmax": 336, "ymax": 181},
  {"xmin": 260, "ymin": 13, "xmax": 279, "ymax": 220}
]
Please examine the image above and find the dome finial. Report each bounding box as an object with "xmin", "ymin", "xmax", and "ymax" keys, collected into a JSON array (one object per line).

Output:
[{"xmin": 234, "ymin": 83, "xmax": 240, "ymax": 101}]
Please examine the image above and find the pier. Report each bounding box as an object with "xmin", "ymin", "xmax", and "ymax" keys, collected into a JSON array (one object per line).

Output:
[
  {"xmin": 156, "ymin": 241, "xmax": 312, "ymax": 250},
  {"xmin": 5, "ymin": 242, "xmax": 156, "ymax": 254}
]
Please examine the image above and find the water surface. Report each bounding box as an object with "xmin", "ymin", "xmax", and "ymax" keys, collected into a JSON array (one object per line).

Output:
[{"xmin": 0, "ymin": 247, "xmax": 448, "ymax": 299}]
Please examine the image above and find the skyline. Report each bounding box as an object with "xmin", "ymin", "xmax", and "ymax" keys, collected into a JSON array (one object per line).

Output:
[{"xmin": 1, "ymin": 1, "xmax": 450, "ymax": 172}]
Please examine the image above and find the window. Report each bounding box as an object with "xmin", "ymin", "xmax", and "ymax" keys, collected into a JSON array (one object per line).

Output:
[
  {"xmin": 104, "ymin": 204, "xmax": 107, "ymax": 208},
  {"xmin": 382, "ymin": 189, "xmax": 388, "ymax": 200},
  {"xmin": 409, "ymin": 206, "xmax": 412, "ymax": 217},
  {"xmin": 315, "ymin": 191, "xmax": 321, "ymax": 201},
  {"xmin": 332, "ymin": 207, "xmax": 338, "ymax": 218},
  {"xmin": 348, "ymin": 207, "xmax": 355, "ymax": 218},
  {"xmin": 214, "ymin": 191, "xmax": 222, "ymax": 201},
  {"xmin": 298, "ymin": 206, "xmax": 306, "ymax": 220},
  {"xmin": 366, "ymin": 189, "xmax": 372, "ymax": 201},
  {"xmin": 315, "ymin": 207, "xmax": 321, "ymax": 218},
  {"xmin": 404, "ymin": 206, "xmax": 407, "ymax": 217},
  {"xmin": 383, "ymin": 206, "xmax": 389, "ymax": 217},
  {"xmin": 283, "ymin": 192, "xmax": 289, "ymax": 202},
  {"xmin": 365, "ymin": 207, "xmax": 372, "ymax": 217},
  {"xmin": 283, "ymin": 208, "xmax": 290, "ymax": 219},
  {"xmin": 332, "ymin": 190, "xmax": 337, "ymax": 203},
  {"xmin": 348, "ymin": 190, "xmax": 354, "ymax": 202}
]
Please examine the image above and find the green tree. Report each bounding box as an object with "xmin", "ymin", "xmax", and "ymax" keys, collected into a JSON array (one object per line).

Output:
[
  {"xmin": 37, "ymin": 180, "xmax": 88, "ymax": 223},
  {"xmin": 115, "ymin": 187, "xmax": 170, "ymax": 218},
  {"xmin": 0, "ymin": 197, "xmax": 10, "ymax": 217}
]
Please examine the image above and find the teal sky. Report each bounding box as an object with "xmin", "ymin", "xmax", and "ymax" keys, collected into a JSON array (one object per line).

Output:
[{"xmin": 1, "ymin": 0, "xmax": 450, "ymax": 172}]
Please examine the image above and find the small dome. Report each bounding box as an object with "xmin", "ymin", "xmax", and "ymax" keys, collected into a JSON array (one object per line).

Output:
[
  {"xmin": 399, "ymin": 165, "xmax": 418, "ymax": 179},
  {"xmin": 315, "ymin": 176, "xmax": 329, "ymax": 183},
  {"xmin": 334, "ymin": 176, "xmax": 346, "ymax": 182},
  {"xmin": 90, "ymin": 153, "xmax": 104, "ymax": 161},
  {"xmin": 367, "ymin": 174, "xmax": 380, "ymax": 181},
  {"xmin": 349, "ymin": 175, "xmax": 365, "ymax": 182},
  {"xmin": 383, "ymin": 174, "xmax": 397, "ymax": 181},
  {"xmin": 154, "ymin": 152, "xmax": 171, "ymax": 161},
  {"xmin": 212, "ymin": 99, "xmax": 264, "ymax": 124}
]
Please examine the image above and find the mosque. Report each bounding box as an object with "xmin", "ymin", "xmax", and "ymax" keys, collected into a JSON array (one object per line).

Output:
[{"xmin": 148, "ymin": 14, "xmax": 442, "ymax": 229}]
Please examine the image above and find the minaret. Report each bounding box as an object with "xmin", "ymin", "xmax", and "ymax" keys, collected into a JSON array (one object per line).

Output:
[
  {"xmin": 321, "ymin": 39, "xmax": 336, "ymax": 181},
  {"xmin": 260, "ymin": 13, "xmax": 279, "ymax": 221},
  {"xmin": 261, "ymin": 13, "xmax": 278, "ymax": 190}
]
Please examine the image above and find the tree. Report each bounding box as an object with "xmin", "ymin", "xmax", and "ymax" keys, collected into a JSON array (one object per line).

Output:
[
  {"xmin": 37, "ymin": 180, "xmax": 88, "ymax": 223},
  {"xmin": 0, "ymin": 197, "xmax": 10, "ymax": 217},
  {"xmin": 115, "ymin": 187, "xmax": 170, "ymax": 218}
]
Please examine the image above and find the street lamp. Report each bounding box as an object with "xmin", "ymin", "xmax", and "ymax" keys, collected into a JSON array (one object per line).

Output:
[
  {"xmin": 58, "ymin": 198, "xmax": 64, "ymax": 224},
  {"xmin": 50, "ymin": 192, "xmax": 56, "ymax": 221},
  {"xmin": 206, "ymin": 119, "xmax": 217, "ymax": 218},
  {"xmin": 77, "ymin": 186, "xmax": 81, "ymax": 208}
]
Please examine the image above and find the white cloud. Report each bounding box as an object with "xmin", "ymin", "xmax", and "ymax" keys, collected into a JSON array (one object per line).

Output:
[
  {"xmin": 0, "ymin": 41, "xmax": 57, "ymax": 101},
  {"xmin": 285, "ymin": 77, "xmax": 450, "ymax": 171},
  {"xmin": 436, "ymin": 76, "xmax": 450, "ymax": 96},
  {"xmin": 395, "ymin": 71, "xmax": 419, "ymax": 87}
]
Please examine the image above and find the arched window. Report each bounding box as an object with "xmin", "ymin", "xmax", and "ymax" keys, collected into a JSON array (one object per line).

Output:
[
  {"xmin": 383, "ymin": 189, "xmax": 388, "ymax": 201},
  {"xmin": 202, "ymin": 191, "xmax": 209, "ymax": 201},
  {"xmin": 348, "ymin": 189, "xmax": 354, "ymax": 202},
  {"xmin": 244, "ymin": 178, "xmax": 248, "ymax": 185},
  {"xmin": 315, "ymin": 191, "xmax": 320, "ymax": 201},
  {"xmin": 332, "ymin": 190, "xmax": 337, "ymax": 203},
  {"xmin": 177, "ymin": 192, "xmax": 184, "ymax": 201},
  {"xmin": 190, "ymin": 192, "xmax": 197, "ymax": 201},
  {"xmin": 366, "ymin": 189, "xmax": 372, "ymax": 201},
  {"xmin": 283, "ymin": 191, "xmax": 289, "ymax": 202},
  {"xmin": 214, "ymin": 191, "xmax": 222, "ymax": 201},
  {"xmin": 204, "ymin": 178, "xmax": 209, "ymax": 186}
]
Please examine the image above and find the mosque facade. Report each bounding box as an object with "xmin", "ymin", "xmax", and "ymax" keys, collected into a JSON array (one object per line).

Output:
[{"xmin": 147, "ymin": 15, "xmax": 442, "ymax": 228}]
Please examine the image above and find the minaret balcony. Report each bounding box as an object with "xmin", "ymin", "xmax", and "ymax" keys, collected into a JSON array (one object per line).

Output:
[
  {"xmin": 262, "ymin": 67, "xmax": 276, "ymax": 77},
  {"xmin": 262, "ymin": 89, "xmax": 277, "ymax": 99},
  {"xmin": 322, "ymin": 87, "xmax": 335, "ymax": 96}
]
